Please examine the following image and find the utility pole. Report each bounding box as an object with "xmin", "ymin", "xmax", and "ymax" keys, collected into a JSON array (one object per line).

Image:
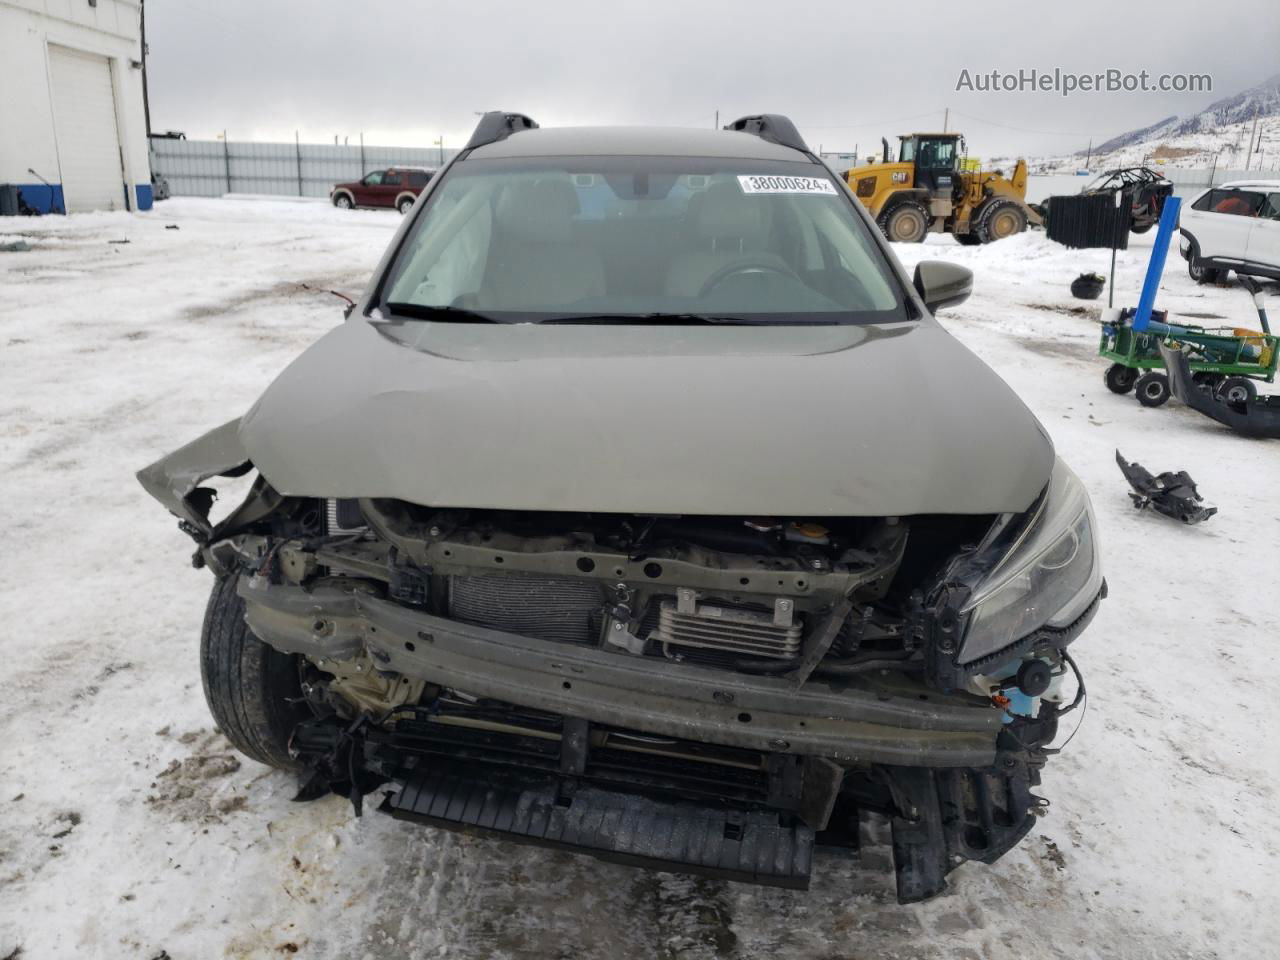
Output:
[
  {"xmin": 943, "ymin": 107, "xmax": 948, "ymax": 133},
  {"xmin": 295, "ymin": 130, "xmax": 303, "ymax": 196},
  {"xmin": 359, "ymin": 132, "xmax": 365, "ymax": 177},
  {"xmin": 714, "ymin": 110, "xmax": 719, "ymax": 130},
  {"xmin": 1248, "ymin": 107, "xmax": 1260, "ymax": 171},
  {"xmin": 222, "ymin": 130, "xmax": 231, "ymax": 194},
  {"xmin": 139, "ymin": 0, "xmax": 152, "ymax": 136},
  {"xmin": 1084, "ymin": 138, "xmax": 1092, "ymax": 170},
  {"xmin": 433, "ymin": 136, "xmax": 444, "ymax": 166}
]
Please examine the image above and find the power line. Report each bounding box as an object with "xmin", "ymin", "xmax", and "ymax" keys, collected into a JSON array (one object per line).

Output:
[
  {"xmin": 798, "ymin": 110, "xmax": 944, "ymax": 130},
  {"xmin": 948, "ymin": 109, "xmax": 1094, "ymax": 139}
]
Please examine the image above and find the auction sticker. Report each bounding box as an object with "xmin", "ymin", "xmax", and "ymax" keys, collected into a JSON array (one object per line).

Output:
[{"xmin": 737, "ymin": 175, "xmax": 837, "ymax": 195}]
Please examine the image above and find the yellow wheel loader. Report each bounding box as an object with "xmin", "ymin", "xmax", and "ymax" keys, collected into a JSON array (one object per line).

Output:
[{"xmin": 844, "ymin": 133, "xmax": 1042, "ymax": 244}]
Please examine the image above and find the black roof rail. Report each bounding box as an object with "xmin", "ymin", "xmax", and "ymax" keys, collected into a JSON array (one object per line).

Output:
[
  {"xmin": 723, "ymin": 114, "xmax": 810, "ymax": 154},
  {"xmin": 464, "ymin": 111, "xmax": 539, "ymax": 151}
]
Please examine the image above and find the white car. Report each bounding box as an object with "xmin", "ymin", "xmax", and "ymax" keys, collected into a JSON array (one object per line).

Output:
[{"xmin": 1179, "ymin": 180, "xmax": 1280, "ymax": 284}]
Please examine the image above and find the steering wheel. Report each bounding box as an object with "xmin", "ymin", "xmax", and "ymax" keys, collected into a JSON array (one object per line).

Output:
[{"xmin": 697, "ymin": 260, "xmax": 797, "ymax": 299}]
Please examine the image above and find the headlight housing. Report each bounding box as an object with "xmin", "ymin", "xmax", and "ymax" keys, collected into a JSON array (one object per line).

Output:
[{"xmin": 957, "ymin": 458, "xmax": 1102, "ymax": 665}]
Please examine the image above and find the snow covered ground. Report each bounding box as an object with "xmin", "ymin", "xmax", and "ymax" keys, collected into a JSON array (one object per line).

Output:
[{"xmin": 1, "ymin": 197, "xmax": 1276, "ymax": 960}]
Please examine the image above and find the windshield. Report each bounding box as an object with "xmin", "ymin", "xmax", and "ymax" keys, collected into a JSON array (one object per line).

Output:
[{"xmin": 379, "ymin": 156, "xmax": 907, "ymax": 324}]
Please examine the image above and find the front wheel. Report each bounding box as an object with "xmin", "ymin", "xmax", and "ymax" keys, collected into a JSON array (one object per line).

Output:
[
  {"xmin": 977, "ymin": 200, "xmax": 1027, "ymax": 243},
  {"xmin": 333, "ymin": 193, "xmax": 353, "ymax": 210},
  {"xmin": 201, "ymin": 575, "xmax": 310, "ymax": 770},
  {"xmin": 1105, "ymin": 363, "xmax": 1137, "ymax": 394},
  {"xmin": 397, "ymin": 196, "xmax": 415, "ymax": 215}
]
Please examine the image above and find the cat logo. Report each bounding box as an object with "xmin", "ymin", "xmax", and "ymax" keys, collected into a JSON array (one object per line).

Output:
[{"xmin": 892, "ymin": 171, "xmax": 909, "ymax": 184}]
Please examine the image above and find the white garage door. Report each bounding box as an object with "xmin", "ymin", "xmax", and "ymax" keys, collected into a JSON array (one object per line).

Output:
[{"xmin": 48, "ymin": 45, "xmax": 125, "ymax": 213}]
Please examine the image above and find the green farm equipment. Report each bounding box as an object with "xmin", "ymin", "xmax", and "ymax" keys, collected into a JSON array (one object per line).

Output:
[{"xmin": 1099, "ymin": 304, "xmax": 1278, "ymax": 408}]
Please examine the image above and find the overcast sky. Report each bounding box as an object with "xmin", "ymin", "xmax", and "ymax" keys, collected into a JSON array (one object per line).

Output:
[{"xmin": 146, "ymin": 0, "xmax": 1279, "ymax": 159}]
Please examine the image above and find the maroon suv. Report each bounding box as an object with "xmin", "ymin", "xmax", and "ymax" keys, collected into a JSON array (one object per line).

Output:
[{"xmin": 331, "ymin": 167, "xmax": 433, "ymax": 214}]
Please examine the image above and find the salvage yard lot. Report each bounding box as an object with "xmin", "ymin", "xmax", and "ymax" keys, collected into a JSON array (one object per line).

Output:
[{"xmin": 1, "ymin": 197, "xmax": 1276, "ymax": 959}]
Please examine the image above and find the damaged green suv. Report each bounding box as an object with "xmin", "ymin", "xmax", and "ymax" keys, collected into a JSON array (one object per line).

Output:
[{"xmin": 139, "ymin": 113, "xmax": 1102, "ymax": 902}]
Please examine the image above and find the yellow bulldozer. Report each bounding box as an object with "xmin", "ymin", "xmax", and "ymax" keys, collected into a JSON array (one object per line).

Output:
[{"xmin": 844, "ymin": 133, "xmax": 1041, "ymax": 244}]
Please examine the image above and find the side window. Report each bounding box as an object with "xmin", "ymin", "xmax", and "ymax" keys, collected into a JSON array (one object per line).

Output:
[
  {"xmin": 383, "ymin": 170, "xmax": 403, "ymax": 187},
  {"xmin": 1262, "ymin": 194, "xmax": 1280, "ymax": 220},
  {"xmin": 408, "ymin": 171, "xmax": 430, "ymax": 188},
  {"xmin": 1209, "ymin": 189, "xmax": 1264, "ymax": 217},
  {"xmin": 364, "ymin": 171, "xmax": 384, "ymax": 186}
]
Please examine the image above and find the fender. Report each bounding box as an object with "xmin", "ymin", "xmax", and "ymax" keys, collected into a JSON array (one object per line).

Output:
[{"xmin": 136, "ymin": 417, "xmax": 282, "ymax": 545}]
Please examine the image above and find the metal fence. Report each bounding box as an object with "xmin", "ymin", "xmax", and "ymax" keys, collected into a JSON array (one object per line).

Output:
[
  {"xmin": 1160, "ymin": 167, "xmax": 1277, "ymax": 191},
  {"xmin": 150, "ymin": 138, "xmax": 461, "ymax": 199},
  {"xmin": 152, "ymin": 138, "xmax": 1278, "ymax": 202}
]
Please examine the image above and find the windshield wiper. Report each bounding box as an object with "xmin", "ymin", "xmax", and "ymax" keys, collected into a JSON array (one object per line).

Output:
[
  {"xmin": 540, "ymin": 312, "xmax": 758, "ymax": 325},
  {"xmin": 383, "ymin": 302, "xmax": 509, "ymax": 323}
]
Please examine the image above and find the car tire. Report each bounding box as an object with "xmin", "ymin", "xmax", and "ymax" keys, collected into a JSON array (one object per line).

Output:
[
  {"xmin": 333, "ymin": 193, "xmax": 353, "ymax": 210},
  {"xmin": 879, "ymin": 202, "xmax": 929, "ymax": 243},
  {"xmin": 977, "ymin": 199, "xmax": 1028, "ymax": 243},
  {"xmin": 1104, "ymin": 363, "xmax": 1138, "ymax": 395},
  {"xmin": 397, "ymin": 196, "xmax": 415, "ymax": 215},
  {"xmin": 1217, "ymin": 376, "xmax": 1257, "ymax": 407},
  {"xmin": 1186, "ymin": 249, "xmax": 1220, "ymax": 285},
  {"xmin": 201, "ymin": 574, "xmax": 310, "ymax": 770},
  {"xmin": 1134, "ymin": 372, "xmax": 1171, "ymax": 407},
  {"xmin": 1130, "ymin": 221, "xmax": 1154, "ymax": 234}
]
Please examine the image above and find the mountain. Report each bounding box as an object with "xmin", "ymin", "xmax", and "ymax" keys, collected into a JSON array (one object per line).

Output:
[
  {"xmin": 1027, "ymin": 73, "xmax": 1280, "ymax": 173},
  {"xmin": 1090, "ymin": 73, "xmax": 1280, "ymax": 155}
]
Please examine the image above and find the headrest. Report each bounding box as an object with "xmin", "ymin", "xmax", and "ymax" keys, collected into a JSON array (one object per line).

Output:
[
  {"xmin": 691, "ymin": 182, "xmax": 765, "ymax": 241},
  {"xmin": 495, "ymin": 179, "xmax": 579, "ymax": 242}
]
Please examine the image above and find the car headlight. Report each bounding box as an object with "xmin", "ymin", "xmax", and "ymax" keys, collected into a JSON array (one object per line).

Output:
[{"xmin": 957, "ymin": 458, "xmax": 1102, "ymax": 665}]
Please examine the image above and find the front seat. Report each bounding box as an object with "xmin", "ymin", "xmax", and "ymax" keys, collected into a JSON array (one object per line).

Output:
[
  {"xmin": 481, "ymin": 179, "xmax": 606, "ymax": 310},
  {"xmin": 665, "ymin": 182, "xmax": 789, "ymax": 299}
]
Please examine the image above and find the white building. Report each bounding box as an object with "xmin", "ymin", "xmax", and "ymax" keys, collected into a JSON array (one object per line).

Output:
[{"xmin": 1, "ymin": 0, "xmax": 152, "ymax": 213}]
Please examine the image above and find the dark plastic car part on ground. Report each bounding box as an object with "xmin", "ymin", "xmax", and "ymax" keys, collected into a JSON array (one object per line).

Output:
[
  {"xmin": 1115, "ymin": 450, "xmax": 1217, "ymax": 523},
  {"xmin": 1160, "ymin": 341, "xmax": 1280, "ymax": 439}
]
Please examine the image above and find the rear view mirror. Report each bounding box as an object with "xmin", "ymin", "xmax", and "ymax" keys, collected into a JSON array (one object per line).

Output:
[{"xmin": 913, "ymin": 260, "xmax": 973, "ymax": 312}]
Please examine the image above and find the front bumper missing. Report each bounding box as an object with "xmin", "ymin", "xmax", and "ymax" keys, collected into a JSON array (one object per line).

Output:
[
  {"xmin": 240, "ymin": 578, "xmax": 1003, "ymax": 768},
  {"xmin": 385, "ymin": 768, "xmax": 815, "ymax": 889}
]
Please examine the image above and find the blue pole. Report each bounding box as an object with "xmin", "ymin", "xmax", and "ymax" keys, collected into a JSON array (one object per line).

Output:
[{"xmin": 1132, "ymin": 196, "xmax": 1181, "ymax": 332}]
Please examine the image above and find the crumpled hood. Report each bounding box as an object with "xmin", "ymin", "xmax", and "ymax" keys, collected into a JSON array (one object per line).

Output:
[{"xmin": 238, "ymin": 318, "xmax": 1053, "ymax": 516}]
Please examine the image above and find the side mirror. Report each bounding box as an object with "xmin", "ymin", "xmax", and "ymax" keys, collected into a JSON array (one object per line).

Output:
[{"xmin": 913, "ymin": 260, "xmax": 973, "ymax": 312}]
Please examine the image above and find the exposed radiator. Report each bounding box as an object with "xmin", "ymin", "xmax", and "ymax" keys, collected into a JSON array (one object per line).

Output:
[
  {"xmin": 654, "ymin": 590, "xmax": 803, "ymax": 661},
  {"xmin": 448, "ymin": 575, "xmax": 606, "ymax": 645}
]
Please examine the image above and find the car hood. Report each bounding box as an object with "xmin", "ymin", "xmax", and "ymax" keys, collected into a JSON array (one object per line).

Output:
[{"xmin": 237, "ymin": 318, "xmax": 1053, "ymax": 516}]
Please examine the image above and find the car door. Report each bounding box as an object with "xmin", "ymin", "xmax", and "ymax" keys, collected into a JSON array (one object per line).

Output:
[
  {"xmin": 1245, "ymin": 192, "xmax": 1280, "ymax": 273},
  {"xmin": 354, "ymin": 170, "xmax": 384, "ymax": 206},
  {"xmin": 378, "ymin": 168, "xmax": 405, "ymax": 208},
  {"xmin": 1187, "ymin": 188, "xmax": 1263, "ymax": 263}
]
